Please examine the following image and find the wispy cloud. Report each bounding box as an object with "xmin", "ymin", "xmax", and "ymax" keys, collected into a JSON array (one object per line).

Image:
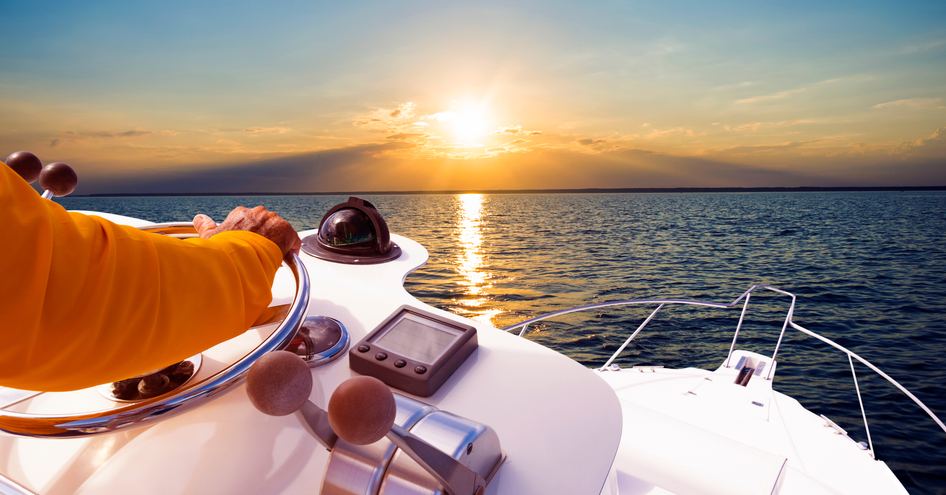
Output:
[
  {"xmin": 386, "ymin": 132, "xmax": 427, "ymax": 142},
  {"xmin": 577, "ymin": 138, "xmax": 607, "ymax": 146},
  {"xmin": 735, "ymin": 76, "xmax": 869, "ymax": 105},
  {"xmin": 897, "ymin": 38, "xmax": 946, "ymax": 55},
  {"xmin": 716, "ymin": 141, "xmax": 813, "ymax": 155},
  {"xmin": 712, "ymin": 81, "xmax": 758, "ymax": 91},
  {"xmin": 735, "ymin": 87, "xmax": 808, "ymax": 105},
  {"xmin": 723, "ymin": 119, "xmax": 820, "ymax": 132},
  {"xmin": 49, "ymin": 129, "xmax": 152, "ymax": 146},
  {"xmin": 243, "ymin": 126, "xmax": 291, "ymax": 135},
  {"xmin": 873, "ymin": 97, "xmax": 945, "ymax": 110},
  {"xmin": 353, "ymin": 101, "xmax": 418, "ymax": 131},
  {"xmin": 899, "ymin": 126, "xmax": 946, "ymax": 156}
]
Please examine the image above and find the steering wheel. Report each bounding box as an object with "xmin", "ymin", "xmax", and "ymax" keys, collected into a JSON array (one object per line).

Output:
[{"xmin": 0, "ymin": 222, "xmax": 310, "ymax": 438}]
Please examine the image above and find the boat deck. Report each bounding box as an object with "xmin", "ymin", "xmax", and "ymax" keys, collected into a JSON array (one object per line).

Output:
[{"xmin": 597, "ymin": 362, "xmax": 906, "ymax": 495}]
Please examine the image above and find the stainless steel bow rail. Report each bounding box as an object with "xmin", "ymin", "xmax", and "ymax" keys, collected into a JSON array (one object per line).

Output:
[
  {"xmin": 502, "ymin": 284, "xmax": 946, "ymax": 460},
  {"xmin": 0, "ymin": 222, "xmax": 310, "ymax": 438}
]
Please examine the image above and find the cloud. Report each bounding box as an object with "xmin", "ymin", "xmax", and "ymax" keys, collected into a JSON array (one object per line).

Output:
[
  {"xmin": 712, "ymin": 81, "xmax": 758, "ymax": 91},
  {"xmin": 47, "ymin": 129, "xmax": 153, "ymax": 147},
  {"xmin": 244, "ymin": 126, "xmax": 291, "ymax": 135},
  {"xmin": 872, "ymin": 98, "xmax": 945, "ymax": 110},
  {"xmin": 386, "ymin": 132, "xmax": 426, "ymax": 141},
  {"xmin": 897, "ymin": 39, "xmax": 946, "ymax": 55},
  {"xmin": 71, "ymin": 129, "xmax": 153, "ymax": 138},
  {"xmin": 578, "ymin": 138, "xmax": 607, "ymax": 146},
  {"xmin": 900, "ymin": 126, "xmax": 946, "ymax": 157},
  {"xmin": 354, "ymin": 101, "xmax": 417, "ymax": 130},
  {"xmin": 90, "ymin": 142, "xmax": 414, "ymax": 194},
  {"xmin": 723, "ymin": 119, "xmax": 819, "ymax": 132},
  {"xmin": 735, "ymin": 76, "xmax": 868, "ymax": 105},
  {"xmin": 736, "ymin": 87, "xmax": 808, "ymax": 105},
  {"xmin": 495, "ymin": 126, "xmax": 541, "ymax": 137},
  {"xmin": 73, "ymin": 132, "xmax": 946, "ymax": 195},
  {"xmin": 716, "ymin": 141, "xmax": 813, "ymax": 155},
  {"xmin": 388, "ymin": 102, "xmax": 416, "ymax": 119},
  {"xmin": 643, "ymin": 126, "xmax": 701, "ymax": 139}
]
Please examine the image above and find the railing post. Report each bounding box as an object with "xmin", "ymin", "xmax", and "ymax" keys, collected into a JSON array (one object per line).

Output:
[
  {"xmin": 849, "ymin": 354, "xmax": 876, "ymax": 459},
  {"xmin": 517, "ymin": 323, "xmax": 530, "ymax": 338},
  {"xmin": 768, "ymin": 294, "xmax": 796, "ymax": 380},
  {"xmin": 725, "ymin": 292, "xmax": 752, "ymax": 368},
  {"xmin": 600, "ymin": 304, "xmax": 664, "ymax": 370}
]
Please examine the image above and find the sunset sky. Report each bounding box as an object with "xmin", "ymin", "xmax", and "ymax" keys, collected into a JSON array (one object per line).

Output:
[{"xmin": 1, "ymin": 0, "xmax": 945, "ymax": 193}]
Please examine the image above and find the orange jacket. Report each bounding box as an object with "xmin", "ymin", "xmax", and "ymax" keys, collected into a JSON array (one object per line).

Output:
[{"xmin": 0, "ymin": 163, "xmax": 283, "ymax": 391}]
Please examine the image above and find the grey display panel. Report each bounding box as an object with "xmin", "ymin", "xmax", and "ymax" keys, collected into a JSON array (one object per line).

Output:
[
  {"xmin": 350, "ymin": 306, "xmax": 479, "ymax": 396},
  {"xmin": 373, "ymin": 313, "xmax": 463, "ymax": 365}
]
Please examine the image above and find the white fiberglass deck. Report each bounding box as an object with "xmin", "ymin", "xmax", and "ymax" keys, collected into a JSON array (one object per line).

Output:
[{"xmin": 598, "ymin": 360, "xmax": 905, "ymax": 495}]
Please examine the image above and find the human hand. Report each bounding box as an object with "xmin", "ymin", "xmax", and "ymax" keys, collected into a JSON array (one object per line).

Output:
[{"xmin": 193, "ymin": 206, "xmax": 301, "ymax": 257}]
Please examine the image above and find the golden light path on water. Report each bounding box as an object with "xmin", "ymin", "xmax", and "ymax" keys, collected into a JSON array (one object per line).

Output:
[{"xmin": 456, "ymin": 194, "xmax": 501, "ymax": 325}]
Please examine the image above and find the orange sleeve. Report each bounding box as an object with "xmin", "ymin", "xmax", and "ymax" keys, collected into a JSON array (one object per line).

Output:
[{"xmin": 0, "ymin": 163, "xmax": 283, "ymax": 391}]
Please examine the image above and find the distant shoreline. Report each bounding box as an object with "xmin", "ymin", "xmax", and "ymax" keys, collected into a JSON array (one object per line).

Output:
[{"xmin": 71, "ymin": 185, "xmax": 946, "ymax": 197}]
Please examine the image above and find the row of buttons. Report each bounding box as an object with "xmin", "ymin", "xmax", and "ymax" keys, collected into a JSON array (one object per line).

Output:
[{"xmin": 357, "ymin": 344, "xmax": 427, "ymax": 374}]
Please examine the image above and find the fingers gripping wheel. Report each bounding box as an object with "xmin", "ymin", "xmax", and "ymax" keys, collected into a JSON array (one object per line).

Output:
[{"xmin": 0, "ymin": 223, "xmax": 310, "ymax": 438}]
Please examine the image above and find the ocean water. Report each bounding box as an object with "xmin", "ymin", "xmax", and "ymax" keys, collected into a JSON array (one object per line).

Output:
[{"xmin": 61, "ymin": 191, "xmax": 946, "ymax": 493}]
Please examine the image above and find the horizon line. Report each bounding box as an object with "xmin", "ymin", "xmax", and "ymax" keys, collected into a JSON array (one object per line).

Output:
[{"xmin": 70, "ymin": 185, "xmax": 946, "ymax": 197}]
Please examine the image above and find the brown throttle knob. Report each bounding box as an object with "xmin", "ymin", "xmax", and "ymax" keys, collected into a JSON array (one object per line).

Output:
[
  {"xmin": 327, "ymin": 376, "xmax": 396, "ymax": 445},
  {"xmin": 4, "ymin": 151, "xmax": 43, "ymax": 183},
  {"xmin": 39, "ymin": 162, "xmax": 78, "ymax": 197},
  {"xmin": 246, "ymin": 350, "xmax": 313, "ymax": 416}
]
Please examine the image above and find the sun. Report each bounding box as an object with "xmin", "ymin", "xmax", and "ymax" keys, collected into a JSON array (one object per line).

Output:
[{"xmin": 439, "ymin": 101, "xmax": 492, "ymax": 146}]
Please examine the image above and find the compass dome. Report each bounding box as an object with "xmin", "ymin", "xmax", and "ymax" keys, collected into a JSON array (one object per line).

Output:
[{"xmin": 302, "ymin": 197, "xmax": 401, "ymax": 264}]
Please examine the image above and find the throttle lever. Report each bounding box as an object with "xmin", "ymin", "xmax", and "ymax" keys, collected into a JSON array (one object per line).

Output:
[
  {"xmin": 328, "ymin": 376, "xmax": 486, "ymax": 495},
  {"xmin": 246, "ymin": 350, "xmax": 337, "ymax": 450},
  {"xmin": 248, "ymin": 353, "xmax": 487, "ymax": 494}
]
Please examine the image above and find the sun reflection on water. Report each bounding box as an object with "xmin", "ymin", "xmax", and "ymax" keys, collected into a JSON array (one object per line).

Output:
[{"xmin": 456, "ymin": 194, "xmax": 501, "ymax": 325}]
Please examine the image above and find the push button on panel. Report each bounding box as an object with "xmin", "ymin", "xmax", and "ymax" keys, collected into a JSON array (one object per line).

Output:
[
  {"xmin": 394, "ymin": 359, "xmax": 407, "ymax": 368},
  {"xmin": 375, "ymin": 352, "xmax": 388, "ymax": 361},
  {"xmin": 414, "ymin": 365, "xmax": 427, "ymax": 375},
  {"xmin": 357, "ymin": 344, "xmax": 370, "ymax": 353}
]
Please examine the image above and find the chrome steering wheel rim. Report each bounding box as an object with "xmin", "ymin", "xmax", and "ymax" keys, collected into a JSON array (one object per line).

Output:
[{"xmin": 0, "ymin": 222, "xmax": 310, "ymax": 438}]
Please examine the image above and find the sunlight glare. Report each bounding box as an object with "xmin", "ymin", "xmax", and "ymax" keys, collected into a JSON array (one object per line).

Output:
[
  {"xmin": 456, "ymin": 193, "xmax": 501, "ymax": 324},
  {"xmin": 441, "ymin": 101, "xmax": 492, "ymax": 146}
]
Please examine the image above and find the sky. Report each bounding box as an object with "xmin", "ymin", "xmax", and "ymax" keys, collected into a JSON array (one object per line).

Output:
[{"xmin": 1, "ymin": 0, "xmax": 945, "ymax": 193}]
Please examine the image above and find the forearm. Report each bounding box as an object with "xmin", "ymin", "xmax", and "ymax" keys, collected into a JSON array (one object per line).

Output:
[{"xmin": 0, "ymin": 164, "xmax": 282, "ymax": 390}]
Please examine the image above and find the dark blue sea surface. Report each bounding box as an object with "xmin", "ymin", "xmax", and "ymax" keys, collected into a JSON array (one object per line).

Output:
[{"xmin": 61, "ymin": 191, "xmax": 946, "ymax": 494}]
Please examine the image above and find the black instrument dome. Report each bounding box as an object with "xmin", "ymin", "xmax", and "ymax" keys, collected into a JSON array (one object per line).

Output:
[{"xmin": 302, "ymin": 197, "xmax": 401, "ymax": 264}]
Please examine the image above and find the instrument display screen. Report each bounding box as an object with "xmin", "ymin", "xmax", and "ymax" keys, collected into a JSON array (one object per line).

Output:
[
  {"xmin": 373, "ymin": 313, "xmax": 463, "ymax": 364},
  {"xmin": 349, "ymin": 306, "xmax": 478, "ymax": 396}
]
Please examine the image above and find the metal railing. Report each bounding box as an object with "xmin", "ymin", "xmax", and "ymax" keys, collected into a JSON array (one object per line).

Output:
[{"xmin": 502, "ymin": 284, "xmax": 946, "ymax": 460}]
